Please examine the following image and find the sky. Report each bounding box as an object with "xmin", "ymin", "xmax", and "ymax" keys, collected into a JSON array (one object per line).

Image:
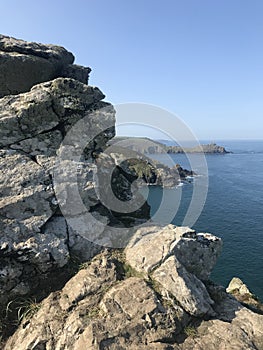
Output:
[{"xmin": 1, "ymin": 0, "xmax": 263, "ymax": 140}]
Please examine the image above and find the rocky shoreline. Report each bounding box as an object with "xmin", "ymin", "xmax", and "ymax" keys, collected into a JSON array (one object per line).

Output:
[
  {"xmin": 106, "ymin": 145, "xmax": 196, "ymax": 188},
  {"xmin": 0, "ymin": 35, "xmax": 262, "ymax": 349}
]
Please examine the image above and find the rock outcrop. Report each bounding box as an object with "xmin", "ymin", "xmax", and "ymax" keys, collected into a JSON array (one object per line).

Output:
[
  {"xmin": 105, "ymin": 145, "xmax": 195, "ymax": 188},
  {"xmin": 0, "ymin": 77, "xmax": 115, "ymax": 308},
  {"xmin": 125, "ymin": 225, "xmax": 221, "ymax": 317},
  {"xmin": 0, "ymin": 37, "xmax": 149, "ymax": 315},
  {"xmin": 227, "ymin": 277, "xmax": 263, "ymax": 313},
  {"xmin": 3, "ymin": 246, "xmax": 263, "ymax": 349},
  {"xmin": 0, "ymin": 34, "xmax": 91, "ymax": 97}
]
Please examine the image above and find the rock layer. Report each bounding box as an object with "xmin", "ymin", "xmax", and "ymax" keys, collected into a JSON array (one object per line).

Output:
[{"xmin": 0, "ymin": 34, "xmax": 91, "ymax": 97}]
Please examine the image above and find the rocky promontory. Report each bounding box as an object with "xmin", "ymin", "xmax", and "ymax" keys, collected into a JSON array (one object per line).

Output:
[
  {"xmin": 0, "ymin": 35, "xmax": 262, "ymax": 349},
  {"xmin": 106, "ymin": 144, "xmax": 195, "ymax": 188},
  {"xmin": 108, "ymin": 137, "xmax": 230, "ymax": 154}
]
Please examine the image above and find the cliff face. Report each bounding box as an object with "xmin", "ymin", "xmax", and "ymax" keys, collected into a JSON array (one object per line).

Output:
[
  {"xmin": 0, "ymin": 36, "xmax": 262, "ymax": 349},
  {"xmin": 0, "ymin": 36, "xmax": 149, "ymax": 319}
]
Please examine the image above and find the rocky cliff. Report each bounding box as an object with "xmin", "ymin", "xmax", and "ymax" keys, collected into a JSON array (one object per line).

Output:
[
  {"xmin": 0, "ymin": 36, "xmax": 262, "ymax": 349},
  {"xmin": 106, "ymin": 145, "xmax": 195, "ymax": 188}
]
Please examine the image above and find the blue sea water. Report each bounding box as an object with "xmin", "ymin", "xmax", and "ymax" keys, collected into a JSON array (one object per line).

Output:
[{"xmin": 145, "ymin": 140, "xmax": 263, "ymax": 300}]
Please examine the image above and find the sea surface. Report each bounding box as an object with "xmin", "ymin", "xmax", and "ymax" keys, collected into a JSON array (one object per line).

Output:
[{"xmin": 144, "ymin": 140, "xmax": 263, "ymax": 300}]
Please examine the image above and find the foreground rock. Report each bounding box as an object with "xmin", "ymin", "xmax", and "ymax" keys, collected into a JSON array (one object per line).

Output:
[
  {"xmin": 3, "ymin": 250, "xmax": 263, "ymax": 350},
  {"xmin": 125, "ymin": 225, "xmax": 221, "ymax": 317},
  {"xmin": 0, "ymin": 34, "xmax": 91, "ymax": 97},
  {"xmin": 3, "ymin": 253, "xmax": 187, "ymax": 349}
]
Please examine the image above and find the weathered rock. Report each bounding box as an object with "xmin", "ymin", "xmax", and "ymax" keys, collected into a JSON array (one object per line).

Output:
[
  {"xmin": 125, "ymin": 224, "xmax": 222, "ymax": 280},
  {"xmin": 0, "ymin": 77, "xmax": 116, "ymax": 306},
  {"xmin": 227, "ymin": 277, "xmax": 252, "ymax": 296},
  {"xmin": 124, "ymin": 225, "xmax": 220, "ymax": 317},
  {"xmin": 172, "ymin": 231, "xmax": 222, "ymax": 281},
  {"xmin": 152, "ymin": 256, "xmax": 215, "ymax": 316},
  {"xmin": 226, "ymin": 277, "xmax": 263, "ymax": 312},
  {"xmin": 180, "ymin": 304, "xmax": 263, "ymax": 350},
  {"xmin": 0, "ymin": 34, "xmax": 90, "ymax": 97},
  {"xmin": 0, "ymin": 150, "xmax": 55, "ymax": 240},
  {"xmin": 0, "ymin": 78, "xmax": 106, "ymax": 150},
  {"xmin": 4, "ymin": 253, "xmax": 263, "ymax": 350},
  {"xmin": 3, "ymin": 254, "xmax": 188, "ymax": 349}
]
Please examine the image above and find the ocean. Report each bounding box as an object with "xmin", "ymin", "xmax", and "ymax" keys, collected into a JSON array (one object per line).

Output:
[{"xmin": 144, "ymin": 140, "xmax": 263, "ymax": 300}]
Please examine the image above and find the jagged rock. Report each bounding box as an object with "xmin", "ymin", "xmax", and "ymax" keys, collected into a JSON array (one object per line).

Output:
[
  {"xmin": 226, "ymin": 277, "xmax": 263, "ymax": 312},
  {"xmin": 172, "ymin": 231, "xmax": 222, "ymax": 281},
  {"xmin": 0, "ymin": 150, "xmax": 55, "ymax": 240},
  {"xmin": 125, "ymin": 224, "xmax": 222, "ymax": 280},
  {"xmin": 0, "ymin": 78, "xmax": 106, "ymax": 150},
  {"xmin": 180, "ymin": 303, "xmax": 263, "ymax": 350},
  {"xmin": 152, "ymin": 256, "xmax": 215, "ymax": 316},
  {"xmin": 0, "ymin": 34, "xmax": 90, "ymax": 97},
  {"xmin": 3, "ymin": 254, "xmax": 188, "ymax": 349},
  {"xmin": 0, "ymin": 77, "xmax": 116, "ymax": 306},
  {"xmin": 227, "ymin": 277, "xmax": 252, "ymax": 296},
  {"xmin": 0, "ymin": 74, "xmax": 149, "ymax": 308},
  {"xmin": 3, "ymin": 253, "xmax": 263, "ymax": 350},
  {"xmin": 124, "ymin": 224, "xmax": 220, "ymax": 317}
]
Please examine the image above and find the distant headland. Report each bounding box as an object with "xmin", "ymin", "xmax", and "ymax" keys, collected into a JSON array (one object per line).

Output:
[{"xmin": 108, "ymin": 137, "xmax": 231, "ymax": 154}]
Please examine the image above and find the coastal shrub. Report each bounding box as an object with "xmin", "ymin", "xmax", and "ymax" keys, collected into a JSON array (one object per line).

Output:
[{"xmin": 184, "ymin": 325, "xmax": 198, "ymax": 337}]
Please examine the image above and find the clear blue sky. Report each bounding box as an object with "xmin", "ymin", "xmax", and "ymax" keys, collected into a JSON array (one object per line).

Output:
[{"xmin": 1, "ymin": 0, "xmax": 263, "ymax": 140}]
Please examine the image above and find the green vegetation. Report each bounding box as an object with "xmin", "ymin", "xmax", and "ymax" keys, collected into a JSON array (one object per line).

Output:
[
  {"xmin": 4, "ymin": 298, "xmax": 41, "ymax": 325},
  {"xmin": 122, "ymin": 263, "xmax": 145, "ymax": 279},
  {"xmin": 16, "ymin": 298, "xmax": 41, "ymax": 323},
  {"xmin": 86, "ymin": 307, "xmax": 100, "ymax": 319},
  {"xmin": 184, "ymin": 325, "xmax": 198, "ymax": 337},
  {"xmin": 129, "ymin": 160, "xmax": 153, "ymax": 181},
  {"xmin": 78, "ymin": 261, "xmax": 91, "ymax": 270}
]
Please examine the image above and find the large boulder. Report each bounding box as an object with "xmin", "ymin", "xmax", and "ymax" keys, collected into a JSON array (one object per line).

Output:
[
  {"xmin": 124, "ymin": 224, "xmax": 222, "ymax": 317},
  {"xmin": 125, "ymin": 224, "xmax": 222, "ymax": 280},
  {"xmin": 0, "ymin": 34, "xmax": 91, "ymax": 97}
]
